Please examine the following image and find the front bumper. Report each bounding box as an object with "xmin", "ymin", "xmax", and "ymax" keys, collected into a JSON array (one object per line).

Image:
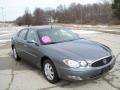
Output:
[{"xmin": 58, "ymin": 57, "xmax": 116, "ymax": 81}]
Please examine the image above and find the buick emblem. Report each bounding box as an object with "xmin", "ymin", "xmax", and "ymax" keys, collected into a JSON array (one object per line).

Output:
[{"xmin": 103, "ymin": 59, "xmax": 107, "ymax": 64}]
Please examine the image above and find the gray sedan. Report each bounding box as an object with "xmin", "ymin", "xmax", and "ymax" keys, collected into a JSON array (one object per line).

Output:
[{"xmin": 11, "ymin": 26, "xmax": 115, "ymax": 83}]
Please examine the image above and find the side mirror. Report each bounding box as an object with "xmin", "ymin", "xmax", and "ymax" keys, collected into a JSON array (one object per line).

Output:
[{"xmin": 27, "ymin": 40, "xmax": 39, "ymax": 46}]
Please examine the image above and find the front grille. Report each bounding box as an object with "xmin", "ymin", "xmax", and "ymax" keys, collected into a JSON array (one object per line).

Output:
[{"xmin": 91, "ymin": 56, "xmax": 112, "ymax": 67}]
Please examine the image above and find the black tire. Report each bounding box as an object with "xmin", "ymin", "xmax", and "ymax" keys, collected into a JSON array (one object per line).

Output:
[
  {"xmin": 12, "ymin": 47, "xmax": 21, "ymax": 61},
  {"xmin": 43, "ymin": 59, "xmax": 60, "ymax": 83}
]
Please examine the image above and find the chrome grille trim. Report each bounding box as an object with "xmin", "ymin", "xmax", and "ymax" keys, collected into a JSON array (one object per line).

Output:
[{"xmin": 90, "ymin": 55, "xmax": 112, "ymax": 67}]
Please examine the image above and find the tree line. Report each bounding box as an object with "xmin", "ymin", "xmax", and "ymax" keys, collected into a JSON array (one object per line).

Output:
[
  {"xmin": 16, "ymin": 8, "xmax": 47, "ymax": 26},
  {"xmin": 15, "ymin": 0, "xmax": 120, "ymax": 26}
]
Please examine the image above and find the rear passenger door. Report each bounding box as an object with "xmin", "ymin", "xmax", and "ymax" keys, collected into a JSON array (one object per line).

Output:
[{"xmin": 15, "ymin": 29, "xmax": 28, "ymax": 59}]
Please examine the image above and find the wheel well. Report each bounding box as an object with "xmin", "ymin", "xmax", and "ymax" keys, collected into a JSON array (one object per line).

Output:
[
  {"xmin": 11, "ymin": 44, "xmax": 14, "ymax": 49},
  {"xmin": 40, "ymin": 56, "xmax": 51, "ymax": 70}
]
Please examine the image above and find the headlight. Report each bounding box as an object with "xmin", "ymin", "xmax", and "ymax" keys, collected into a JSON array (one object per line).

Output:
[
  {"xmin": 63, "ymin": 59, "xmax": 88, "ymax": 68},
  {"xmin": 80, "ymin": 61, "xmax": 88, "ymax": 67},
  {"xmin": 63, "ymin": 59, "xmax": 80, "ymax": 68}
]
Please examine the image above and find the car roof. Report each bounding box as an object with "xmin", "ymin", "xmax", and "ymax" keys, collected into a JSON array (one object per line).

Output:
[{"xmin": 24, "ymin": 25, "xmax": 63, "ymax": 31}]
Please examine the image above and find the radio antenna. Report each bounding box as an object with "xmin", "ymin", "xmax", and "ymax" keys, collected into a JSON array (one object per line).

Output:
[{"xmin": 50, "ymin": 16, "xmax": 53, "ymax": 29}]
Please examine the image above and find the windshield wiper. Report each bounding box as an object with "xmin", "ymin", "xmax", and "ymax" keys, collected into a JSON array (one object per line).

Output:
[
  {"xmin": 62, "ymin": 38, "xmax": 79, "ymax": 42},
  {"xmin": 44, "ymin": 42, "xmax": 59, "ymax": 45}
]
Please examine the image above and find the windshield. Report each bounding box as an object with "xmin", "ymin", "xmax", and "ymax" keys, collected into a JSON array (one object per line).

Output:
[{"xmin": 38, "ymin": 28, "xmax": 79, "ymax": 45}]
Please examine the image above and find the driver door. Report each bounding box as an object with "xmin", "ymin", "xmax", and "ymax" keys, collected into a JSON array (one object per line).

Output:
[{"xmin": 24, "ymin": 29, "xmax": 40, "ymax": 65}]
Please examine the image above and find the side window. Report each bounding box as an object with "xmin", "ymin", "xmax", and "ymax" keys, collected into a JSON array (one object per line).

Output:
[
  {"xmin": 18, "ymin": 29, "xmax": 28, "ymax": 40},
  {"xmin": 27, "ymin": 30, "xmax": 38, "ymax": 42}
]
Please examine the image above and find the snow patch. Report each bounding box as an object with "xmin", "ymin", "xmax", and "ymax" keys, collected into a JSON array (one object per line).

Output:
[
  {"xmin": 0, "ymin": 39, "xmax": 10, "ymax": 44},
  {"xmin": 72, "ymin": 30, "xmax": 101, "ymax": 34}
]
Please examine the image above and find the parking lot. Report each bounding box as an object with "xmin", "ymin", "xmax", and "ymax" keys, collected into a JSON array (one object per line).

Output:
[{"xmin": 0, "ymin": 26, "xmax": 120, "ymax": 90}]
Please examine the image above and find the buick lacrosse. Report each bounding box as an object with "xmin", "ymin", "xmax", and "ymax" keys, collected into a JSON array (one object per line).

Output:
[{"xmin": 11, "ymin": 26, "xmax": 115, "ymax": 83}]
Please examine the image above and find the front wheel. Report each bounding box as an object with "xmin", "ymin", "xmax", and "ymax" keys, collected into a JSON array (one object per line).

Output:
[{"xmin": 43, "ymin": 59, "xmax": 60, "ymax": 83}]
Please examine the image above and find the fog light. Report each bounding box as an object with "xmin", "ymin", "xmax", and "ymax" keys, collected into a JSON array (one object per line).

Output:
[{"xmin": 68, "ymin": 76, "xmax": 83, "ymax": 80}]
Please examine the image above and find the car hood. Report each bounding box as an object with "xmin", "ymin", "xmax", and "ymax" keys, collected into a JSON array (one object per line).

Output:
[{"xmin": 46, "ymin": 39, "xmax": 111, "ymax": 62}]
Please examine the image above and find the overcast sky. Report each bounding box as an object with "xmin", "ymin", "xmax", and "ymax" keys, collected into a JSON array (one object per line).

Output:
[{"xmin": 0, "ymin": 0, "xmax": 109, "ymax": 21}]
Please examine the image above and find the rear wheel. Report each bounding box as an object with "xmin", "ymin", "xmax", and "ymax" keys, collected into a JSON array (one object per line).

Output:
[
  {"xmin": 12, "ymin": 47, "xmax": 21, "ymax": 61},
  {"xmin": 43, "ymin": 59, "xmax": 59, "ymax": 83}
]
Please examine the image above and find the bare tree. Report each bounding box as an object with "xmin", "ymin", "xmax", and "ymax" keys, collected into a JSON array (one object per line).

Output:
[
  {"xmin": 33, "ymin": 8, "xmax": 47, "ymax": 25},
  {"xmin": 23, "ymin": 9, "xmax": 33, "ymax": 26},
  {"xmin": 16, "ymin": 9, "xmax": 32, "ymax": 26}
]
